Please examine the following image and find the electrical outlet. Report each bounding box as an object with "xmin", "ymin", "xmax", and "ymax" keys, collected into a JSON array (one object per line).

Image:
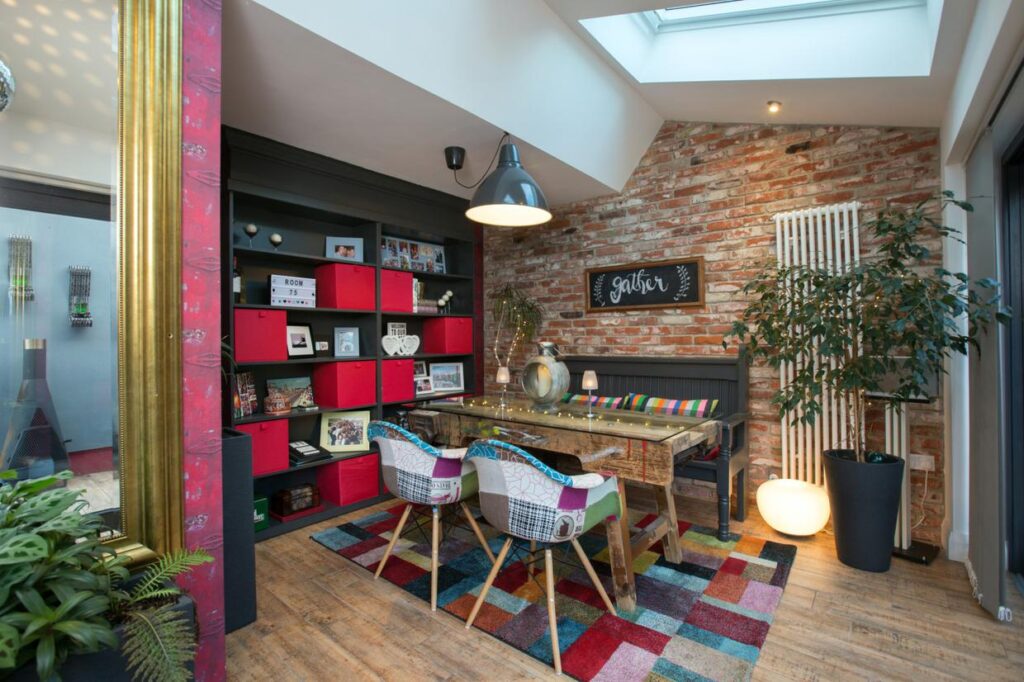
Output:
[{"xmin": 908, "ymin": 453, "xmax": 935, "ymax": 471}]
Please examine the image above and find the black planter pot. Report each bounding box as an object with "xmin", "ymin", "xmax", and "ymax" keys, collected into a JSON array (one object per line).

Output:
[
  {"xmin": 823, "ymin": 449, "xmax": 905, "ymax": 572},
  {"xmin": 11, "ymin": 594, "xmax": 194, "ymax": 681}
]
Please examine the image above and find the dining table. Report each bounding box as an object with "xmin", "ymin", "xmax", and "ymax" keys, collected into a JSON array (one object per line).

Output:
[{"xmin": 425, "ymin": 398, "xmax": 717, "ymax": 612}]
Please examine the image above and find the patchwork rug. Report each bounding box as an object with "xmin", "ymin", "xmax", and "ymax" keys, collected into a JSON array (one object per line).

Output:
[{"xmin": 311, "ymin": 505, "xmax": 796, "ymax": 681}]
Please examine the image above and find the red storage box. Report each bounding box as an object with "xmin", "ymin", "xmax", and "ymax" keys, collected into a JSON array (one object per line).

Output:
[
  {"xmin": 382, "ymin": 358, "xmax": 414, "ymax": 403},
  {"xmin": 422, "ymin": 316, "xmax": 474, "ymax": 355},
  {"xmin": 313, "ymin": 360, "xmax": 376, "ymax": 408},
  {"xmin": 314, "ymin": 263, "xmax": 375, "ymax": 310},
  {"xmin": 234, "ymin": 309, "xmax": 288, "ymax": 363},
  {"xmin": 317, "ymin": 453, "xmax": 379, "ymax": 506},
  {"xmin": 236, "ymin": 419, "xmax": 289, "ymax": 476},
  {"xmin": 381, "ymin": 269, "xmax": 413, "ymax": 312}
]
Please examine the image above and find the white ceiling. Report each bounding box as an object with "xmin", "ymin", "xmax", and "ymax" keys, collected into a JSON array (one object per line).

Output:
[
  {"xmin": 0, "ymin": 0, "xmax": 116, "ymax": 133},
  {"xmin": 549, "ymin": 0, "xmax": 976, "ymax": 127}
]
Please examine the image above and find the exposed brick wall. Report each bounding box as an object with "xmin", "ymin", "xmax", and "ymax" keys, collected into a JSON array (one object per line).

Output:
[{"xmin": 483, "ymin": 121, "xmax": 945, "ymax": 546}]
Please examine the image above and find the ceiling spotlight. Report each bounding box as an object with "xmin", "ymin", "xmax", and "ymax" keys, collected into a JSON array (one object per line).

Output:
[
  {"xmin": 0, "ymin": 59, "xmax": 15, "ymax": 112},
  {"xmin": 767, "ymin": 100, "xmax": 782, "ymax": 114},
  {"xmin": 445, "ymin": 133, "xmax": 551, "ymax": 227}
]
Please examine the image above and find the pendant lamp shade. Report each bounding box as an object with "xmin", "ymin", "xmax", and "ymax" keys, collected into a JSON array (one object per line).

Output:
[{"xmin": 466, "ymin": 142, "xmax": 551, "ymax": 227}]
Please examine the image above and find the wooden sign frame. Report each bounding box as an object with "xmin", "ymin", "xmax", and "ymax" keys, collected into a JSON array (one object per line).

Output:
[{"xmin": 584, "ymin": 256, "xmax": 705, "ymax": 313}]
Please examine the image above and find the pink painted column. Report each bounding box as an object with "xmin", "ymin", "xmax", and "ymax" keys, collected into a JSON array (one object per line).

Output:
[{"xmin": 180, "ymin": 0, "xmax": 225, "ymax": 680}]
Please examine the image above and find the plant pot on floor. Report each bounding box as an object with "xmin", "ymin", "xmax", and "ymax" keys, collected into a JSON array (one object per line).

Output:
[
  {"xmin": 9, "ymin": 594, "xmax": 195, "ymax": 682},
  {"xmin": 823, "ymin": 449, "xmax": 905, "ymax": 572}
]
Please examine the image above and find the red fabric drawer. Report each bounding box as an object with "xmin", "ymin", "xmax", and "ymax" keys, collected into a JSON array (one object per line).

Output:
[
  {"xmin": 236, "ymin": 419, "xmax": 289, "ymax": 476},
  {"xmin": 317, "ymin": 453, "xmax": 379, "ymax": 506},
  {"xmin": 313, "ymin": 360, "xmax": 376, "ymax": 408},
  {"xmin": 381, "ymin": 359, "xmax": 414, "ymax": 403},
  {"xmin": 234, "ymin": 309, "xmax": 287, "ymax": 363},
  {"xmin": 314, "ymin": 263, "xmax": 375, "ymax": 310},
  {"xmin": 422, "ymin": 317, "xmax": 474, "ymax": 355},
  {"xmin": 380, "ymin": 269, "xmax": 413, "ymax": 312}
]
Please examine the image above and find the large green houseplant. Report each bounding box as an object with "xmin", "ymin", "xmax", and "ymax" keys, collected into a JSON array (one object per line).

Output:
[
  {"xmin": 725, "ymin": 193, "xmax": 1008, "ymax": 571},
  {"xmin": 0, "ymin": 470, "xmax": 212, "ymax": 681}
]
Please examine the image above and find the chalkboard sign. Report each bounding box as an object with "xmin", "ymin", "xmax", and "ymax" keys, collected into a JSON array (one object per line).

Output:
[{"xmin": 585, "ymin": 257, "xmax": 704, "ymax": 312}]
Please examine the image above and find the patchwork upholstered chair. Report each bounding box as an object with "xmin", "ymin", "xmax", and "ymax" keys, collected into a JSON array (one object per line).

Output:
[
  {"xmin": 464, "ymin": 438, "xmax": 621, "ymax": 675},
  {"xmin": 368, "ymin": 421, "xmax": 495, "ymax": 610}
]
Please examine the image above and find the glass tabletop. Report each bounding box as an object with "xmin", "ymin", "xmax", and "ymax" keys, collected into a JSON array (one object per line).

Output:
[{"xmin": 424, "ymin": 398, "xmax": 711, "ymax": 443}]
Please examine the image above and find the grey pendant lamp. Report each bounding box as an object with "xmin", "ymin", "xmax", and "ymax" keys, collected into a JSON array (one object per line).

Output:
[{"xmin": 446, "ymin": 133, "xmax": 552, "ymax": 227}]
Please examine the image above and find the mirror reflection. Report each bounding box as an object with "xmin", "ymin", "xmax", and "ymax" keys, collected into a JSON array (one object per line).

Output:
[{"xmin": 0, "ymin": 0, "xmax": 119, "ymax": 530}]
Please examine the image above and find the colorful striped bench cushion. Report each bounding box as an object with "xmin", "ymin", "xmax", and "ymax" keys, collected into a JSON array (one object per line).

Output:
[
  {"xmin": 560, "ymin": 392, "xmax": 622, "ymax": 409},
  {"xmin": 646, "ymin": 396, "xmax": 719, "ymax": 418}
]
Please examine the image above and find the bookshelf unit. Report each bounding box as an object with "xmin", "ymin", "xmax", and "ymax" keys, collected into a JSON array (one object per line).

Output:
[{"xmin": 223, "ymin": 128, "xmax": 482, "ymax": 541}]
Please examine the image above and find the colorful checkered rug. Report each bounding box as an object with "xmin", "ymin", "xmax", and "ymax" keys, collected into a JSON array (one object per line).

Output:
[{"xmin": 311, "ymin": 505, "xmax": 796, "ymax": 681}]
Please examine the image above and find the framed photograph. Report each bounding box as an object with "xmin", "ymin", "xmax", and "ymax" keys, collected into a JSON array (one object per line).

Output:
[
  {"xmin": 387, "ymin": 322, "xmax": 407, "ymax": 337},
  {"xmin": 286, "ymin": 324, "xmax": 315, "ymax": 357},
  {"xmin": 266, "ymin": 377, "xmax": 316, "ymax": 409},
  {"xmin": 326, "ymin": 236, "xmax": 364, "ymax": 262},
  {"xmin": 415, "ymin": 376, "xmax": 434, "ymax": 396},
  {"xmin": 413, "ymin": 360, "xmax": 427, "ymax": 378},
  {"xmin": 319, "ymin": 410, "xmax": 371, "ymax": 453},
  {"xmin": 333, "ymin": 327, "xmax": 360, "ymax": 357},
  {"xmin": 429, "ymin": 362, "xmax": 464, "ymax": 393}
]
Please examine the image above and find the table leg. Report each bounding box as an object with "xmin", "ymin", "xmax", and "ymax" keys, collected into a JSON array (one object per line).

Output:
[
  {"xmin": 655, "ymin": 483, "xmax": 683, "ymax": 564},
  {"xmin": 605, "ymin": 479, "xmax": 636, "ymax": 612}
]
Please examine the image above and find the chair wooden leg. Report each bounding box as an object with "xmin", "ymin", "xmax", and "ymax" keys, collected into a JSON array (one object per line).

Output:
[
  {"xmin": 465, "ymin": 537, "xmax": 514, "ymax": 629},
  {"xmin": 374, "ymin": 503, "xmax": 412, "ymax": 579},
  {"xmin": 570, "ymin": 538, "xmax": 616, "ymax": 615},
  {"xmin": 528, "ymin": 540, "xmax": 538, "ymax": 576},
  {"xmin": 544, "ymin": 548, "xmax": 562, "ymax": 675},
  {"xmin": 461, "ymin": 502, "xmax": 496, "ymax": 564},
  {"xmin": 430, "ymin": 505, "xmax": 440, "ymax": 611}
]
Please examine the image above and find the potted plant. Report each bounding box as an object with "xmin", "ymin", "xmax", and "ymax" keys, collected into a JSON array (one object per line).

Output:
[
  {"xmin": 491, "ymin": 283, "xmax": 543, "ymax": 376},
  {"xmin": 725, "ymin": 193, "xmax": 1008, "ymax": 571},
  {"xmin": 0, "ymin": 469, "xmax": 212, "ymax": 680}
]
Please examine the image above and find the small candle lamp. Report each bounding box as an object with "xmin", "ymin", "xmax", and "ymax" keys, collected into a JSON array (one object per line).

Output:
[
  {"xmin": 496, "ymin": 365, "xmax": 511, "ymax": 411},
  {"xmin": 581, "ymin": 370, "xmax": 598, "ymax": 419}
]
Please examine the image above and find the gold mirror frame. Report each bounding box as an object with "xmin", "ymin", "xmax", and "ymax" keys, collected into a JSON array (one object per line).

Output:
[{"xmin": 107, "ymin": 0, "xmax": 184, "ymax": 565}]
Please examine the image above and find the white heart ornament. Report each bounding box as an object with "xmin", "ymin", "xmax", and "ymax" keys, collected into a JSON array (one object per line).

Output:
[
  {"xmin": 400, "ymin": 335, "xmax": 420, "ymax": 355},
  {"xmin": 382, "ymin": 335, "xmax": 402, "ymax": 356}
]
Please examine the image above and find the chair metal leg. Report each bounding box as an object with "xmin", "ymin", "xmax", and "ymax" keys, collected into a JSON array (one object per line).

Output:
[
  {"xmin": 461, "ymin": 502, "xmax": 496, "ymax": 564},
  {"xmin": 430, "ymin": 505, "xmax": 440, "ymax": 611},
  {"xmin": 545, "ymin": 548, "xmax": 562, "ymax": 675},
  {"xmin": 570, "ymin": 538, "xmax": 616, "ymax": 615},
  {"xmin": 375, "ymin": 503, "xmax": 412, "ymax": 579},
  {"xmin": 465, "ymin": 537, "xmax": 514, "ymax": 629}
]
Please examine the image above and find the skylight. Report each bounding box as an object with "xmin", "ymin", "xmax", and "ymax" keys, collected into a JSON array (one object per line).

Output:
[
  {"xmin": 579, "ymin": 0, "xmax": 940, "ymax": 83},
  {"xmin": 645, "ymin": 0, "xmax": 927, "ymax": 32}
]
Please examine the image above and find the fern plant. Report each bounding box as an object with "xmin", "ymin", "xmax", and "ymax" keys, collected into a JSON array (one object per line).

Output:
[
  {"xmin": 491, "ymin": 283, "xmax": 544, "ymax": 369},
  {"xmin": 0, "ymin": 469, "xmax": 211, "ymax": 681}
]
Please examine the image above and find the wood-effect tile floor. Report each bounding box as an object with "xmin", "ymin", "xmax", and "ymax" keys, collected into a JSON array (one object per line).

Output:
[{"xmin": 226, "ymin": 496, "xmax": 1024, "ymax": 681}]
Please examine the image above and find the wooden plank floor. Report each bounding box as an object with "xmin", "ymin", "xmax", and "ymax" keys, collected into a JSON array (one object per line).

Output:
[{"xmin": 226, "ymin": 496, "xmax": 1024, "ymax": 681}]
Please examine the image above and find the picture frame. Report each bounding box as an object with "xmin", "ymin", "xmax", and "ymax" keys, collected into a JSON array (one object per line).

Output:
[
  {"xmin": 429, "ymin": 362, "xmax": 464, "ymax": 393},
  {"xmin": 325, "ymin": 236, "xmax": 364, "ymax": 263},
  {"xmin": 415, "ymin": 376, "xmax": 434, "ymax": 396},
  {"xmin": 387, "ymin": 322, "xmax": 407, "ymax": 337},
  {"xmin": 286, "ymin": 324, "xmax": 315, "ymax": 357},
  {"xmin": 333, "ymin": 327, "xmax": 360, "ymax": 358},
  {"xmin": 266, "ymin": 377, "xmax": 316, "ymax": 409},
  {"xmin": 379, "ymin": 236, "xmax": 446, "ymax": 274},
  {"xmin": 412, "ymin": 360, "xmax": 427, "ymax": 378},
  {"xmin": 319, "ymin": 410, "xmax": 371, "ymax": 453},
  {"xmin": 585, "ymin": 256, "xmax": 705, "ymax": 313}
]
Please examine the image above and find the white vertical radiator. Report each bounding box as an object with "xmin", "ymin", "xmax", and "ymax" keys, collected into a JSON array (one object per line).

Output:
[
  {"xmin": 885, "ymin": 404, "xmax": 913, "ymax": 550},
  {"xmin": 773, "ymin": 202, "xmax": 861, "ymax": 485}
]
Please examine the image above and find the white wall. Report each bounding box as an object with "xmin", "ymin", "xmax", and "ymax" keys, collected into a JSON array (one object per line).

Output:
[
  {"xmin": 0, "ymin": 114, "xmax": 113, "ymax": 189},
  {"xmin": 938, "ymin": 0, "xmax": 1024, "ymax": 561}
]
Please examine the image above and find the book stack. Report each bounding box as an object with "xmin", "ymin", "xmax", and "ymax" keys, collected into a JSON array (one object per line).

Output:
[
  {"xmin": 413, "ymin": 279, "xmax": 440, "ymax": 313},
  {"xmin": 233, "ymin": 372, "xmax": 258, "ymax": 418},
  {"xmin": 270, "ymin": 274, "xmax": 316, "ymax": 308}
]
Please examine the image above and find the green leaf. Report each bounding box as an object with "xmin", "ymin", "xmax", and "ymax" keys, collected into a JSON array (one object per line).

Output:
[
  {"xmin": 0, "ymin": 533, "xmax": 48, "ymax": 565},
  {"xmin": 0, "ymin": 622, "xmax": 20, "ymax": 669},
  {"xmin": 36, "ymin": 633, "xmax": 56, "ymax": 682},
  {"xmin": 130, "ymin": 549, "xmax": 212, "ymax": 604},
  {"xmin": 122, "ymin": 605, "xmax": 196, "ymax": 682}
]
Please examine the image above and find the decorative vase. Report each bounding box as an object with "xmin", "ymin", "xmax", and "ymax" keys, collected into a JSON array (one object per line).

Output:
[
  {"xmin": 521, "ymin": 342, "xmax": 569, "ymax": 413},
  {"xmin": 823, "ymin": 449, "xmax": 904, "ymax": 572}
]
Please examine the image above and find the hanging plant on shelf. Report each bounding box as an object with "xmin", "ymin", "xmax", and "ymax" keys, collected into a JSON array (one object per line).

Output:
[{"xmin": 491, "ymin": 284, "xmax": 543, "ymax": 375}]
